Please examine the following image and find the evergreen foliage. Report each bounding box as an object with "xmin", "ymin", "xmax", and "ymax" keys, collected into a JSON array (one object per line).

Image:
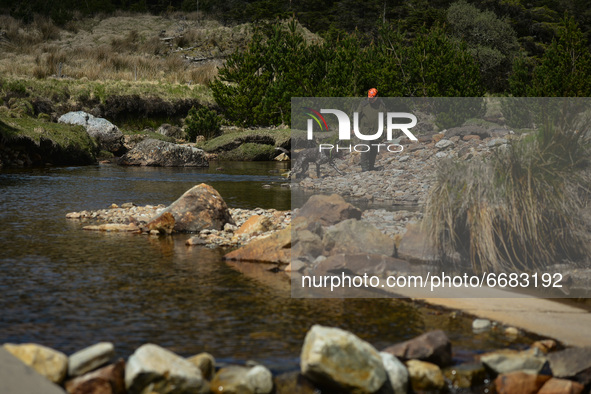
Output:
[{"xmin": 184, "ymin": 106, "xmax": 221, "ymax": 141}]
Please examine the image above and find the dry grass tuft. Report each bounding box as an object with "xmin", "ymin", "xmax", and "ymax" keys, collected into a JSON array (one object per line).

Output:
[{"xmin": 425, "ymin": 111, "xmax": 591, "ymax": 273}]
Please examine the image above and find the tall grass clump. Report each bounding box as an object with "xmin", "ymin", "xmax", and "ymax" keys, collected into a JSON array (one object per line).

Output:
[{"xmin": 425, "ymin": 121, "xmax": 591, "ymax": 273}]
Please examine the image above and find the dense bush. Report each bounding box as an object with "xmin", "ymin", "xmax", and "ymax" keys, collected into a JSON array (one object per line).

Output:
[{"xmin": 184, "ymin": 106, "xmax": 222, "ymax": 142}]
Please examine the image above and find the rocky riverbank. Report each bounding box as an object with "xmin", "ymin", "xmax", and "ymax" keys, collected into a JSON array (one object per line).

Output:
[
  {"xmin": 294, "ymin": 124, "xmax": 514, "ymax": 206},
  {"xmin": 3, "ymin": 322, "xmax": 591, "ymax": 394}
]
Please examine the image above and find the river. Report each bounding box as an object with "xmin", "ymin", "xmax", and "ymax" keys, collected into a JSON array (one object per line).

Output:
[{"xmin": 0, "ymin": 162, "xmax": 534, "ymax": 372}]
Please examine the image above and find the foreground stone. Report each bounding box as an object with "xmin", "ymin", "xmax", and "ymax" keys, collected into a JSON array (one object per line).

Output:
[
  {"xmin": 380, "ymin": 352, "xmax": 409, "ymax": 394},
  {"xmin": 494, "ymin": 371, "xmax": 550, "ymax": 394},
  {"xmin": 68, "ymin": 342, "xmax": 115, "ymax": 378},
  {"xmin": 480, "ymin": 348, "xmax": 546, "ymax": 375},
  {"xmin": 0, "ymin": 347, "xmax": 66, "ymax": 394},
  {"xmin": 119, "ymin": 139, "xmax": 208, "ymax": 167},
  {"xmin": 187, "ymin": 353, "xmax": 215, "ymax": 381},
  {"xmin": 547, "ymin": 347, "xmax": 591, "ymax": 378},
  {"xmin": 295, "ymin": 194, "xmax": 362, "ymax": 226},
  {"xmin": 406, "ymin": 360, "xmax": 445, "ymax": 392},
  {"xmin": 210, "ymin": 365, "xmax": 273, "ymax": 394},
  {"xmin": 538, "ymin": 378, "xmax": 585, "ymax": 394},
  {"xmin": 382, "ymin": 330, "xmax": 452, "ymax": 367},
  {"xmin": 3, "ymin": 343, "xmax": 68, "ymax": 384},
  {"xmin": 125, "ymin": 343, "xmax": 205, "ymax": 394},
  {"xmin": 58, "ymin": 111, "xmax": 123, "ymax": 154},
  {"xmin": 224, "ymin": 227, "xmax": 291, "ymax": 264},
  {"xmin": 443, "ymin": 362, "xmax": 486, "ymax": 389},
  {"xmin": 65, "ymin": 359, "xmax": 125, "ymax": 394},
  {"xmin": 153, "ymin": 183, "xmax": 234, "ymax": 232},
  {"xmin": 300, "ymin": 325, "xmax": 387, "ymax": 393}
]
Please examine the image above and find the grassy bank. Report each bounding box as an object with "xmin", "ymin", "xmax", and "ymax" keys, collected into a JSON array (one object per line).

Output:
[{"xmin": 0, "ymin": 113, "xmax": 97, "ymax": 165}]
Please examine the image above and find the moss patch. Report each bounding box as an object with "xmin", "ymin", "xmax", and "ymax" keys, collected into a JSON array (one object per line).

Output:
[{"xmin": 0, "ymin": 114, "xmax": 97, "ymax": 165}]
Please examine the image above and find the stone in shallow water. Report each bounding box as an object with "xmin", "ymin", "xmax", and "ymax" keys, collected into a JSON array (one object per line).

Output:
[
  {"xmin": 68, "ymin": 342, "xmax": 115, "ymax": 377},
  {"xmin": 125, "ymin": 343, "xmax": 205, "ymax": 394},
  {"xmin": 406, "ymin": 359, "xmax": 445, "ymax": 392},
  {"xmin": 0, "ymin": 347, "xmax": 66, "ymax": 394},
  {"xmin": 300, "ymin": 325, "xmax": 387, "ymax": 393},
  {"xmin": 480, "ymin": 348, "xmax": 546, "ymax": 375},
  {"xmin": 472, "ymin": 318, "xmax": 492, "ymax": 333},
  {"xmin": 187, "ymin": 353, "xmax": 215, "ymax": 381},
  {"xmin": 382, "ymin": 329, "xmax": 452, "ymax": 367},
  {"xmin": 210, "ymin": 365, "xmax": 273, "ymax": 394},
  {"xmin": 443, "ymin": 362, "xmax": 487, "ymax": 389},
  {"xmin": 494, "ymin": 371, "xmax": 550, "ymax": 394},
  {"xmin": 65, "ymin": 359, "xmax": 125, "ymax": 394},
  {"xmin": 380, "ymin": 352, "xmax": 409, "ymax": 394},
  {"xmin": 3, "ymin": 343, "xmax": 68, "ymax": 384}
]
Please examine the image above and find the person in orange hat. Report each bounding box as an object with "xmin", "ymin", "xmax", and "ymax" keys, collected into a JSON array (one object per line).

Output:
[{"xmin": 357, "ymin": 88, "xmax": 386, "ymax": 172}]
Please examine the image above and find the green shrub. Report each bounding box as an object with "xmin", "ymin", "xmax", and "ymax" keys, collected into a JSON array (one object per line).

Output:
[{"xmin": 185, "ymin": 106, "xmax": 222, "ymax": 142}]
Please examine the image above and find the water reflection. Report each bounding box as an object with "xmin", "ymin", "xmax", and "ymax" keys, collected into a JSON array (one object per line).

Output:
[{"xmin": 0, "ymin": 164, "xmax": 533, "ymax": 371}]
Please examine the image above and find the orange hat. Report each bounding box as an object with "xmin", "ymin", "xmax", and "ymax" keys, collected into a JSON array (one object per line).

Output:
[{"xmin": 368, "ymin": 88, "xmax": 378, "ymax": 98}]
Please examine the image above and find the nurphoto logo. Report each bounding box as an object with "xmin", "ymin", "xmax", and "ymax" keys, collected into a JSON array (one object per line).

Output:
[{"xmin": 304, "ymin": 108, "xmax": 418, "ymax": 153}]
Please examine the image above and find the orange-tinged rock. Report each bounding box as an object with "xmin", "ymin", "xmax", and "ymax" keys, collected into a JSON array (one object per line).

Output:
[
  {"xmin": 538, "ymin": 378, "xmax": 584, "ymax": 394},
  {"xmin": 494, "ymin": 372, "xmax": 550, "ymax": 394},
  {"xmin": 235, "ymin": 215, "xmax": 272, "ymax": 237},
  {"xmin": 224, "ymin": 227, "xmax": 291, "ymax": 264}
]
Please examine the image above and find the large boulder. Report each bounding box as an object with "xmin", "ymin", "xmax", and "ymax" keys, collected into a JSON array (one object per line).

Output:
[
  {"xmin": 382, "ymin": 330, "xmax": 452, "ymax": 367},
  {"xmin": 295, "ymin": 194, "xmax": 362, "ymax": 226},
  {"xmin": 224, "ymin": 227, "xmax": 291, "ymax": 264},
  {"xmin": 3, "ymin": 343, "xmax": 68, "ymax": 384},
  {"xmin": 119, "ymin": 139, "xmax": 208, "ymax": 167},
  {"xmin": 125, "ymin": 344, "xmax": 206, "ymax": 394},
  {"xmin": 153, "ymin": 184, "xmax": 234, "ymax": 233},
  {"xmin": 58, "ymin": 111, "xmax": 124, "ymax": 154},
  {"xmin": 300, "ymin": 325, "xmax": 387, "ymax": 393}
]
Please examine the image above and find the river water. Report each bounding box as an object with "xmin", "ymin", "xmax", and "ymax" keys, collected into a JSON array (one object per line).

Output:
[{"xmin": 0, "ymin": 162, "xmax": 534, "ymax": 372}]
